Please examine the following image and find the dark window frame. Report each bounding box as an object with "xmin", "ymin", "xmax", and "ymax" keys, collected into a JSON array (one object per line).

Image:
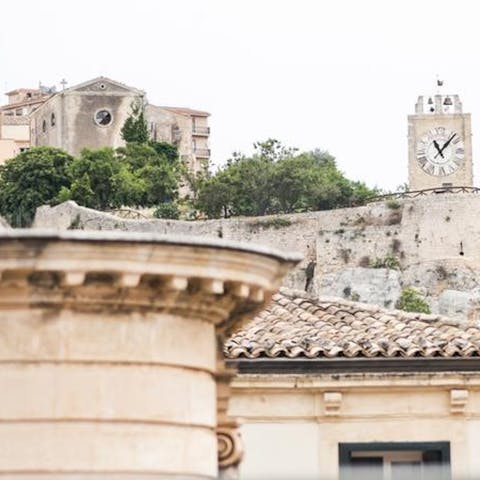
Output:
[{"xmin": 339, "ymin": 441, "xmax": 451, "ymax": 480}]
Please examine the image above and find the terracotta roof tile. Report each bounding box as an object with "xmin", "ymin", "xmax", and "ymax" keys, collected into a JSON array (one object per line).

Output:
[{"xmin": 225, "ymin": 288, "xmax": 480, "ymax": 360}]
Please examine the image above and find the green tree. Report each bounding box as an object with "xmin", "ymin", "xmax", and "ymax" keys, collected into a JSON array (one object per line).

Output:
[
  {"xmin": 253, "ymin": 138, "xmax": 298, "ymax": 161},
  {"xmin": 194, "ymin": 140, "xmax": 378, "ymax": 219},
  {"xmin": 121, "ymin": 101, "xmax": 149, "ymax": 144},
  {"xmin": 117, "ymin": 143, "xmax": 180, "ymax": 206},
  {"xmin": 153, "ymin": 201, "xmax": 180, "ymax": 219},
  {"xmin": 0, "ymin": 147, "xmax": 73, "ymax": 227},
  {"xmin": 196, "ymin": 155, "xmax": 276, "ymax": 218},
  {"xmin": 64, "ymin": 148, "xmax": 136, "ymax": 210},
  {"xmin": 195, "ymin": 176, "xmax": 233, "ymax": 218},
  {"xmin": 149, "ymin": 141, "xmax": 179, "ymax": 164}
]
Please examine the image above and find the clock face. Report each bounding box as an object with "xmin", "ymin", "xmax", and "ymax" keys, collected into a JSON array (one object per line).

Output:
[{"xmin": 416, "ymin": 127, "xmax": 464, "ymax": 176}]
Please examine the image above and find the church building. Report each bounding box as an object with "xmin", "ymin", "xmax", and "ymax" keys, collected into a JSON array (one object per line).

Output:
[{"xmin": 0, "ymin": 77, "xmax": 211, "ymax": 175}]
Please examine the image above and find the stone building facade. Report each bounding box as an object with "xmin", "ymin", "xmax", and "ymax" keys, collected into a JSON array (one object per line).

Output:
[
  {"xmin": 0, "ymin": 87, "xmax": 52, "ymax": 164},
  {"xmin": 0, "ymin": 78, "xmax": 210, "ymax": 174},
  {"xmin": 25, "ymin": 197, "xmax": 480, "ymax": 479},
  {"xmin": 226, "ymin": 289, "xmax": 480, "ymax": 479},
  {"xmin": 0, "ymin": 229, "xmax": 298, "ymax": 478}
]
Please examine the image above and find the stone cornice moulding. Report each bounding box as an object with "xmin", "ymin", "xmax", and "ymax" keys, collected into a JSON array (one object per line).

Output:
[
  {"xmin": 0, "ymin": 230, "xmax": 301, "ymax": 334},
  {"xmin": 231, "ymin": 372, "xmax": 480, "ymax": 391}
]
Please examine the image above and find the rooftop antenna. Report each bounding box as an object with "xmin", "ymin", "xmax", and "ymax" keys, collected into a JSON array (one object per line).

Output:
[{"xmin": 60, "ymin": 79, "xmax": 68, "ymax": 91}]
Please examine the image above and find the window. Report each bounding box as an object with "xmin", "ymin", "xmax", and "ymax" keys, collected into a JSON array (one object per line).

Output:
[
  {"xmin": 94, "ymin": 109, "xmax": 112, "ymax": 126},
  {"xmin": 339, "ymin": 442, "xmax": 450, "ymax": 480},
  {"xmin": 42, "ymin": 120, "xmax": 47, "ymax": 133},
  {"xmin": 51, "ymin": 113, "xmax": 56, "ymax": 127}
]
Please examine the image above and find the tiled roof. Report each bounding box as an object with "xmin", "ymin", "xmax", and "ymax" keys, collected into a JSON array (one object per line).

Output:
[
  {"xmin": 161, "ymin": 106, "xmax": 210, "ymax": 117},
  {"xmin": 225, "ymin": 289, "xmax": 480, "ymax": 359},
  {"xmin": 0, "ymin": 98, "xmax": 49, "ymax": 111}
]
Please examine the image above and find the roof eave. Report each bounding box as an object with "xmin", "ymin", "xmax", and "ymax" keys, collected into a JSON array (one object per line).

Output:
[{"xmin": 226, "ymin": 356, "xmax": 480, "ymax": 374}]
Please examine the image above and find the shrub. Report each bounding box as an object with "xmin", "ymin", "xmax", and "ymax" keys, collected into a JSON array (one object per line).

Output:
[
  {"xmin": 370, "ymin": 254, "xmax": 400, "ymax": 270},
  {"xmin": 386, "ymin": 199, "xmax": 401, "ymax": 210},
  {"xmin": 153, "ymin": 201, "xmax": 180, "ymax": 219},
  {"xmin": 249, "ymin": 217, "xmax": 292, "ymax": 230},
  {"xmin": 396, "ymin": 287, "xmax": 431, "ymax": 314}
]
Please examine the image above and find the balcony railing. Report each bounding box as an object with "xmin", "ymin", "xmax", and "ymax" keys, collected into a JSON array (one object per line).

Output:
[
  {"xmin": 192, "ymin": 126, "xmax": 210, "ymax": 136},
  {"xmin": 194, "ymin": 148, "xmax": 210, "ymax": 158}
]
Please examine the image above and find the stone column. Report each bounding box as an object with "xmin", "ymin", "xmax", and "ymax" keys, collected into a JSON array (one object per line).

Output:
[{"xmin": 0, "ymin": 230, "xmax": 299, "ymax": 479}]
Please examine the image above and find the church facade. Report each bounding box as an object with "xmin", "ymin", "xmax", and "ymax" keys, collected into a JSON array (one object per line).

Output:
[{"xmin": 0, "ymin": 77, "xmax": 211, "ymax": 175}]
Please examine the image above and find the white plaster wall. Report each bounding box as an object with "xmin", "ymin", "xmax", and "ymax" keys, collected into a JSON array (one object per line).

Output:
[
  {"xmin": 231, "ymin": 375, "xmax": 480, "ymax": 480},
  {"xmin": 239, "ymin": 422, "xmax": 321, "ymax": 480},
  {"xmin": 1, "ymin": 124, "xmax": 29, "ymax": 141}
]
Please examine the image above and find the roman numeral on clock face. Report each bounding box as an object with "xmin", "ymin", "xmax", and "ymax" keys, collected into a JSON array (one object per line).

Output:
[{"xmin": 417, "ymin": 155, "xmax": 427, "ymax": 167}]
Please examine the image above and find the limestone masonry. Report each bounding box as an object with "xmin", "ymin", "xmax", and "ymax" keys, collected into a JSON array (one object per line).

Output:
[
  {"xmin": 34, "ymin": 192, "xmax": 480, "ymax": 322},
  {"xmin": 0, "ymin": 229, "xmax": 298, "ymax": 478}
]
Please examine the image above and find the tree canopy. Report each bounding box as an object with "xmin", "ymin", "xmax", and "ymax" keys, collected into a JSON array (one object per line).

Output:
[
  {"xmin": 120, "ymin": 101, "xmax": 149, "ymax": 144},
  {"xmin": 0, "ymin": 138, "xmax": 378, "ymax": 226},
  {"xmin": 0, "ymin": 143, "xmax": 181, "ymax": 226},
  {"xmin": 194, "ymin": 139, "xmax": 378, "ymax": 218},
  {"xmin": 0, "ymin": 147, "xmax": 73, "ymax": 226}
]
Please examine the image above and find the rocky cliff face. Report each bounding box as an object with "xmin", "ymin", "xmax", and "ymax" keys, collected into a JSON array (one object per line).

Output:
[{"xmin": 33, "ymin": 193, "xmax": 480, "ymax": 322}]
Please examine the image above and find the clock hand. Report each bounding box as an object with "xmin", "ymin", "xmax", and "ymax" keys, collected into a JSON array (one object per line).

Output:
[
  {"xmin": 433, "ymin": 140, "xmax": 444, "ymax": 158},
  {"xmin": 435, "ymin": 133, "xmax": 456, "ymax": 159},
  {"xmin": 442, "ymin": 133, "xmax": 456, "ymax": 151}
]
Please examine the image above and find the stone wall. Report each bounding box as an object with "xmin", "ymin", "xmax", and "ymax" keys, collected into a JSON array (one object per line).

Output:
[{"xmin": 33, "ymin": 193, "xmax": 480, "ymax": 321}]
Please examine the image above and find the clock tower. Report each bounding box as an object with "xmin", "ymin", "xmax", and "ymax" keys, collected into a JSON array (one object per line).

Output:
[{"xmin": 408, "ymin": 91, "xmax": 473, "ymax": 191}]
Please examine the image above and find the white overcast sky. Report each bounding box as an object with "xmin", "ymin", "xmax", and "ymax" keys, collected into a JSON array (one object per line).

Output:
[{"xmin": 2, "ymin": 0, "xmax": 480, "ymax": 191}]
